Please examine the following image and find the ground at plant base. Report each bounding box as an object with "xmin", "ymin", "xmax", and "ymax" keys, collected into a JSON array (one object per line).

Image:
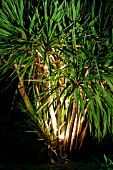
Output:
[
  {"xmin": 0, "ymin": 146, "xmax": 101, "ymax": 170},
  {"xmin": 0, "ymin": 140, "xmax": 113, "ymax": 170},
  {"xmin": 0, "ymin": 160, "xmax": 101, "ymax": 170}
]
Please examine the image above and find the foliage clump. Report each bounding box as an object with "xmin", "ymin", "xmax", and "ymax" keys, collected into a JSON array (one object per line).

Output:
[{"xmin": 0, "ymin": 0, "xmax": 113, "ymax": 162}]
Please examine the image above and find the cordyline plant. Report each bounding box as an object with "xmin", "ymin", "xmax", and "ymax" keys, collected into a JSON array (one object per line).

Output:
[{"xmin": 0, "ymin": 0, "xmax": 113, "ymax": 162}]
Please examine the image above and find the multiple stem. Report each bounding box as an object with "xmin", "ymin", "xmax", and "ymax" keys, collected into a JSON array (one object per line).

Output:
[{"xmin": 4, "ymin": 46, "xmax": 89, "ymax": 159}]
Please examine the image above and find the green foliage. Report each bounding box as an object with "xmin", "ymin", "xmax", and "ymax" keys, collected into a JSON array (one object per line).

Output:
[
  {"xmin": 0, "ymin": 0, "xmax": 113, "ymax": 162},
  {"xmin": 92, "ymin": 154, "xmax": 113, "ymax": 170}
]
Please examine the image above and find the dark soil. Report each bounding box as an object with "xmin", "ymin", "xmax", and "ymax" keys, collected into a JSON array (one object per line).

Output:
[{"xmin": 0, "ymin": 143, "xmax": 100, "ymax": 170}]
